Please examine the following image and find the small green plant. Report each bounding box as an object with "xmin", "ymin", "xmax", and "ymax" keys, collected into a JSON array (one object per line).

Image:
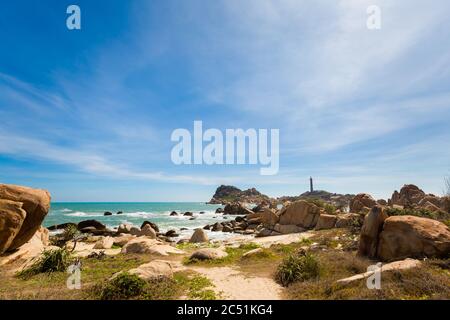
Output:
[
  {"xmin": 97, "ymin": 273, "xmax": 146, "ymax": 300},
  {"xmin": 275, "ymin": 251, "xmax": 321, "ymax": 287},
  {"xmin": 304, "ymin": 198, "xmax": 337, "ymax": 214},
  {"xmin": 385, "ymin": 207, "xmax": 440, "ymax": 220},
  {"xmin": 17, "ymin": 248, "xmax": 72, "ymax": 279},
  {"xmin": 174, "ymin": 273, "xmax": 217, "ymax": 300}
]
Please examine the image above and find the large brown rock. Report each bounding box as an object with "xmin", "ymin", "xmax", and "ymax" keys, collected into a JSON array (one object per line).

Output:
[
  {"xmin": 349, "ymin": 193, "xmax": 376, "ymax": 213},
  {"xmin": 377, "ymin": 216, "xmax": 450, "ymax": 261},
  {"xmin": 260, "ymin": 208, "xmax": 279, "ymax": 226},
  {"xmin": 315, "ymin": 214, "xmax": 337, "ymax": 230},
  {"xmin": 390, "ymin": 184, "xmax": 426, "ymax": 207},
  {"xmin": 278, "ymin": 200, "xmax": 321, "ymax": 228},
  {"xmin": 0, "ymin": 200, "xmax": 27, "ymax": 254},
  {"xmin": 189, "ymin": 228, "xmax": 209, "ymax": 243},
  {"xmin": 358, "ymin": 206, "xmax": 388, "ymax": 258},
  {"xmin": 224, "ymin": 202, "xmax": 254, "ymax": 215},
  {"xmin": 0, "ymin": 184, "xmax": 51, "ymax": 250}
]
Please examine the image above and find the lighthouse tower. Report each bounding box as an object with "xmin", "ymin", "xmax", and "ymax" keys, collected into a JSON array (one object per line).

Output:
[{"xmin": 310, "ymin": 177, "xmax": 314, "ymax": 193}]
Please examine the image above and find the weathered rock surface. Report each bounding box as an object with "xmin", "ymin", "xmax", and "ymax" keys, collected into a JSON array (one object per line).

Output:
[
  {"xmin": 315, "ymin": 214, "xmax": 337, "ymax": 230},
  {"xmin": 128, "ymin": 260, "xmax": 174, "ymax": 280},
  {"xmin": 260, "ymin": 208, "xmax": 279, "ymax": 226},
  {"xmin": 121, "ymin": 238, "xmax": 183, "ymax": 256},
  {"xmin": 140, "ymin": 221, "xmax": 159, "ymax": 232},
  {"xmin": 223, "ymin": 202, "xmax": 254, "ymax": 215},
  {"xmin": 0, "ymin": 184, "xmax": 51, "ymax": 250},
  {"xmin": 358, "ymin": 206, "xmax": 388, "ymax": 258},
  {"xmin": 0, "ymin": 200, "xmax": 27, "ymax": 254},
  {"xmin": 77, "ymin": 220, "xmax": 106, "ymax": 231},
  {"xmin": 273, "ymin": 224, "xmax": 304, "ymax": 234},
  {"xmin": 139, "ymin": 224, "xmax": 156, "ymax": 238},
  {"xmin": 190, "ymin": 248, "xmax": 228, "ymax": 260},
  {"xmin": 93, "ymin": 236, "xmax": 114, "ymax": 249},
  {"xmin": 189, "ymin": 228, "xmax": 209, "ymax": 243},
  {"xmin": 349, "ymin": 193, "xmax": 376, "ymax": 213},
  {"xmin": 278, "ymin": 200, "xmax": 321, "ymax": 228},
  {"xmin": 377, "ymin": 215, "xmax": 450, "ymax": 261}
]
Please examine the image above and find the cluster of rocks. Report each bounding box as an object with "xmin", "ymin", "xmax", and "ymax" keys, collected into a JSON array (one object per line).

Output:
[
  {"xmin": 358, "ymin": 205, "xmax": 450, "ymax": 261},
  {"xmin": 208, "ymin": 185, "xmax": 274, "ymax": 205},
  {"xmin": 204, "ymin": 201, "xmax": 363, "ymax": 237},
  {"xmin": 278, "ymin": 190, "xmax": 355, "ymax": 211},
  {"xmin": 350, "ymin": 184, "xmax": 449, "ymax": 215}
]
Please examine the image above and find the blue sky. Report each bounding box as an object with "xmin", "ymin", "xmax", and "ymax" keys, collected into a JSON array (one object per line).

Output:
[{"xmin": 1, "ymin": 0, "xmax": 450, "ymax": 201}]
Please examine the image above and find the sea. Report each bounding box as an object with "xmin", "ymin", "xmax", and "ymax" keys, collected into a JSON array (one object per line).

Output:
[{"xmin": 44, "ymin": 202, "xmax": 241, "ymax": 240}]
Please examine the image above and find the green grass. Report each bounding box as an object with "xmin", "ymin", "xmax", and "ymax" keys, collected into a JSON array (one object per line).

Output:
[
  {"xmin": 174, "ymin": 273, "xmax": 217, "ymax": 300},
  {"xmin": 275, "ymin": 251, "xmax": 321, "ymax": 287},
  {"xmin": 385, "ymin": 207, "xmax": 448, "ymax": 221},
  {"xmin": 95, "ymin": 272, "xmax": 146, "ymax": 300},
  {"xmin": 183, "ymin": 243, "xmax": 263, "ymax": 267},
  {"xmin": 16, "ymin": 248, "xmax": 73, "ymax": 279}
]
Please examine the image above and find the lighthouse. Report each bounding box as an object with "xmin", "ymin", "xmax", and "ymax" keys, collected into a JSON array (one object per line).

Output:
[{"xmin": 310, "ymin": 177, "xmax": 314, "ymax": 193}]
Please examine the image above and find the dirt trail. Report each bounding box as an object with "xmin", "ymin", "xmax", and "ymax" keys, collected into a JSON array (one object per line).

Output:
[{"xmin": 190, "ymin": 266, "xmax": 283, "ymax": 300}]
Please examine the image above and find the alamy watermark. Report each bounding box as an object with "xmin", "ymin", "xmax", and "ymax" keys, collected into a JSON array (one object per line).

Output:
[
  {"xmin": 171, "ymin": 121, "xmax": 279, "ymax": 175},
  {"xmin": 366, "ymin": 262, "xmax": 382, "ymax": 290}
]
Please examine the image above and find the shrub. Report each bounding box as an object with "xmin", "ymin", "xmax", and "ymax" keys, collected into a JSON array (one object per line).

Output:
[
  {"xmin": 304, "ymin": 198, "xmax": 337, "ymax": 214},
  {"xmin": 17, "ymin": 248, "xmax": 72, "ymax": 279},
  {"xmin": 98, "ymin": 273, "xmax": 146, "ymax": 300},
  {"xmin": 275, "ymin": 251, "xmax": 321, "ymax": 287},
  {"xmin": 385, "ymin": 207, "xmax": 439, "ymax": 220}
]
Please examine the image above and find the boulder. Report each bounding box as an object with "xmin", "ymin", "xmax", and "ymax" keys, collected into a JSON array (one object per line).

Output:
[
  {"xmin": 418, "ymin": 195, "xmax": 441, "ymax": 208},
  {"xmin": 315, "ymin": 214, "xmax": 337, "ymax": 230},
  {"xmin": 104, "ymin": 211, "xmax": 113, "ymax": 216},
  {"xmin": 128, "ymin": 260, "xmax": 174, "ymax": 280},
  {"xmin": 278, "ymin": 200, "xmax": 321, "ymax": 228},
  {"xmin": 211, "ymin": 222, "xmax": 223, "ymax": 232},
  {"xmin": 47, "ymin": 222, "xmax": 77, "ymax": 231},
  {"xmin": 190, "ymin": 248, "xmax": 228, "ymax": 260},
  {"xmin": 390, "ymin": 184, "xmax": 426, "ymax": 207},
  {"xmin": 93, "ymin": 236, "xmax": 114, "ymax": 249},
  {"xmin": 335, "ymin": 213, "xmax": 362, "ymax": 228},
  {"xmin": 376, "ymin": 199, "xmax": 387, "ymax": 206},
  {"xmin": 139, "ymin": 225, "xmax": 157, "ymax": 239},
  {"xmin": 77, "ymin": 220, "xmax": 106, "ymax": 231},
  {"xmin": 140, "ymin": 221, "xmax": 159, "ymax": 232},
  {"xmin": 358, "ymin": 206, "xmax": 388, "ymax": 258},
  {"xmin": 129, "ymin": 227, "xmax": 141, "ymax": 236},
  {"xmin": 183, "ymin": 212, "xmax": 193, "ymax": 217},
  {"xmin": 224, "ymin": 203, "xmax": 254, "ymax": 215},
  {"xmin": 117, "ymin": 223, "xmax": 133, "ymax": 234},
  {"xmin": 189, "ymin": 228, "xmax": 209, "ymax": 243},
  {"xmin": 0, "ymin": 200, "xmax": 27, "ymax": 254},
  {"xmin": 349, "ymin": 193, "xmax": 376, "ymax": 213},
  {"xmin": 121, "ymin": 238, "xmax": 183, "ymax": 256},
  {"xmin": 215, "ymin": 208, "xmax": 224, "ymax": 214},
  {"xmin": 0, "ymin": 184, "xmax": 51, "ymax": 250},
  {"xmin": 116, "ymin": 211, "xmax": 123, "ymax": 215},
  {"xmin": 260, "ymin": 208, "xmax": 279, "ymax": 226},
  {"xmin": 377, "ymin": 215, "xmax": 450, "ymax": 261},
  {"xmin": 170, "ymin": 211, "xmax": 179, "ymax": 216},
  {"xmin": 113, "ymin": 235, "xmax": 135, "ymax": 247},
  {"xmin": 273, "ymin": 224, "xmax": 305, "ymax": 234}
]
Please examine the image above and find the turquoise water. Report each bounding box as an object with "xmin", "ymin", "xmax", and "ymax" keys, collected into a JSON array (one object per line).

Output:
[{"xmin": 45, "ymin": 202, "xmax": 231, "ymax": 239}]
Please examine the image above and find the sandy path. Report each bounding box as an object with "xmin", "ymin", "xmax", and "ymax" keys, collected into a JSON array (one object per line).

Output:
[{"xmin": 190, "ymin": 266, "xmax": 283, "ymax": 300}]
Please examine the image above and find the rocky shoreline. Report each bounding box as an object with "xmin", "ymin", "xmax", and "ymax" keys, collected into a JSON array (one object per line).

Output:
[{"xmin": 1, "ymin": 183, "xmax": 449, "ymax": 300}]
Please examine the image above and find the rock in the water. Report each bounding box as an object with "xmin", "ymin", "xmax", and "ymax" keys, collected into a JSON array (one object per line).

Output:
[
  {"xmin": 0, "ymin": 200, "xmax": 27, "ymax": 254},
  {"xmin": 139, "ymin": 224, "xmax": 157, "ymax": 239},
  {"xmin": 349, "ymin": 193, "xmax": 376, "ymax": 213},
  {"xmin": 190, "ymin": 248, "xmax": 228, "ymax": 260},
  {"xmin": 183, "ymin": 212, "xmax": 193, "ymax": 217},
  {"xmin": 215, "ymin": 208, "xmax": 224, "ymax": 214},
  {"xmin": 0, "ymin": 184, "xmax": 51, "ymax": 250},
  {"xmin": 128, "ymin": 260, "xmax": 174, "ymax": 280},
  {"xmin": 211, "ymin": 222, "xmax": 223, "ymax": 232},
  {"xmin": 104, "ymin": 211, "xmax": 113, "ymax": 216},
  {"xmin": 278, "ymin": 200, "xmax": 321, "ymax": 228},
  {"xmin": 358, "ymin": 206, "xmax": 388, "ymax": 258},
  {"xmin": 116, "ymin": 211, "xmax": 123, "ymax": 215},
  {"xmin": 77, "ymin": 220, "xmax": 106, "ymax": 231},
  {"xmin": 93, "ymin": 236, "xmax": 114, "ymax": 249},
  {"xmin": 189, "ymin": 228, "xmax": 209, "ymax": 243},
  {"xmin": 140, "ymin": 221, "xmax": 159, "ymax": 232},
  {"xmin": 377, "ymin": 215, "xmax": 450, "ymax": 261},
  {"xmin": 170, "ymin": 211, "xmax": 178, "ymax": 216},
  {"xmin": 223, "ymin": 202, "xmax": 254, "ymax": 215},
  {"xmin": 165, "ymin": 230, "xmax": 179, "ymax": 237},
  {"xmin": 47, "ymin": 222, "xmax": 77, "ymax": 231}
]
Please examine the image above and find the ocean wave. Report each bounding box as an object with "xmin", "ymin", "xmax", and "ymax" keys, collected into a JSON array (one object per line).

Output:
[
  {"xmin": 61, "ymin": 208, "xmax": 72, "ymax": 212},
  {"xmin": 65, "ymin": 211, "xmax": 101, "ymax": 217}
]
